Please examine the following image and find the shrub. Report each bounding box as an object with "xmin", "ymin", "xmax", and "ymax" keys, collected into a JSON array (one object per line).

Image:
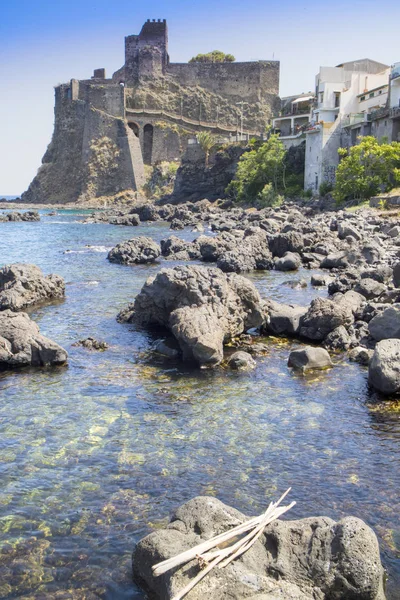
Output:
[
  {"xmin": 333, "ymin": 136, "xmax": 400, "ymax": 203},
  {"xmin": 189, "ymin": 51, "xmax": 236, "ymax": 63},
  {"xmin": 258, "ymin": 183, "xmax": 284, "ymax": 207},
  {"xmin": 319, "ymin": 181, "xmax": 333, "ymax": 196}
]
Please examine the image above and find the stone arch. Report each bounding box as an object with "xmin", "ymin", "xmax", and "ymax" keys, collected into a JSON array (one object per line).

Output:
[
  {"xmin": 128, "ymin": 121, "xmax": 140, "ymax": 138},
  {"xmin": 143, "ymin": 123, "xmax": 154, "ymax": 164}
]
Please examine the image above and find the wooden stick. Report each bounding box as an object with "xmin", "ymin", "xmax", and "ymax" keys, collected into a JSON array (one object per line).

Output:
[{"xmin": 152, "ymin": 488, "xmax": 292, "ymax": 578}]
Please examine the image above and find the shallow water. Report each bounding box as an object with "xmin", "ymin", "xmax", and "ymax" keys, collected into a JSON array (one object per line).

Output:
[{"xmin": 0, "ymin": 212, "xmax": 399, "ymax": 599}]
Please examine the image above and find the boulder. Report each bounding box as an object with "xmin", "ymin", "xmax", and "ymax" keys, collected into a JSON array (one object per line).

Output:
[
  {"xmin": 120, "ymin": 265, "xmax": 264, "ymax": 366},
  {"xmin": 0, "ymin": 263, "xmax": 65, "ymax": 311},
  {"xmin": 320, "ymin": 252, "xmax": 349, "ymax": 269},
  {"xmin": 393, "ymin": 262, "xmax": 400, "ymax": 288},
  {"xmin": 368, "ymin": 306, "xmax": 400, "ymax": 341},
  {"xmin": 133, "ymin": 496, "xmax": 385, "ymax": 600},
  {"xmin": 299, "ymin": 297, "xmax": 353, "ymax": 341},
  {"xmin": 323, "ymin": 325, "xmax": 352, "ymax": 351},
  {"xmin": 262, "ymin": 300, "xmax": 307, "ymax": 337},
  {"xmin": 354, "ymin": 278, "xmax": 386, "ymax": 300},
  {"xmin": 310, "ymin": 273, "xmax": 331, "ymax": 287},
  {"xmin": 349, "ymin": 346, "xmax": 373, "ymax": 365},
  {"xmin": 217, "ymin": 250, "xmax": 256, "ymax": 273},
  {"xmin": 0, "ymin": 310, "xmax": 68, "ymax": 368},
  {"xmin": 369, "ymin": 339, "xmax": 400, "ymax": 394},
  {"xmin": 288, "ymin": 346, "xmax": 332, "ymax": 371},
  {"xmin": 107, "ymin": 237, "xmax": 161, "ymax": 265},
  {"xmin": 109, "ymin": 214, "xmax": 140, "ymax": 226},
  {"xmin": 338, "ymin": 222, "xmax": 362, "ymax": 241},
  {"xmin": 274, "ymin": 252, "xmax": 301, "ymax": 271},
  {"xmin": 269, "ymin": 231, "xmax": 304, "ymax": 258},
  {"xmin": 227, "ymin": 351, "xmax": 256, "ymax": 370}
]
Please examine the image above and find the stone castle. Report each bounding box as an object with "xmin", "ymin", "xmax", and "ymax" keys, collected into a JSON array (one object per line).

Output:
[{"xmin": 23, "ymin": 19, "xmax": 280, "ymax": 203}]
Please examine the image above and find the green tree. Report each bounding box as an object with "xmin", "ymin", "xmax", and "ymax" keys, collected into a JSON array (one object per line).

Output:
[
  {"xmin": 197, "ymin": 131, "xmax": 217, "ymax": 167},
  {"xmin": 189, "ymin": 50, "xmax": 236, "ymax": 63},
  {"xmin": 333, "ymin": 136, "xmax": 400, "ymax": 203},
  {"xmin": 226, "ymin": 135, "xmax": 286, "ymax": 204}
]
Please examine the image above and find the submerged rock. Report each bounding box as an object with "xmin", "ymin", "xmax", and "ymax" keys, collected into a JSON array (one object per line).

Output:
[
  {"xmin": 288, "ymin": 346, "xmax": 332, "ymax": 371},
  {"xmin": 72, "ymin": 337, "xmax": 109, "ymax": 350},
  {"xmin": 119, "ymin": 265, "xmax": 264, "ymax": 366},
  {"xmin": 0, "ymin": 263, "xmax": 65, "ymax": 311},
  {"xmin": 133, "ymin": 495, "xmax": 385, "ymax": 600},
  {"xmin": 227, "ymin": 351, "xmax": 256, "ymax": 370},
  {"xmin": 0, "ymin": 310, "xmax": 68, "ymax": 368},
  {"xmin": 107, "ymin": 237, "xmax": 161, "ymax": 265}
]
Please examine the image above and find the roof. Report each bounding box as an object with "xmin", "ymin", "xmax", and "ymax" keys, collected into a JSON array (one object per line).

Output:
[{"xmin": 292, "ymin": 95, "xmax": 314, "ymax": 104}]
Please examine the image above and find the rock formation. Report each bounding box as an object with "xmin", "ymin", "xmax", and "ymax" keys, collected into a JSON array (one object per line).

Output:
[
  {"xmin": 0, "ymin": 263, "xmax": 65, "ymax": 311},
  {"xmin": 0, "ymin": 310, "xmax": 68, "ymax": 368},
  {"xmin": 133, "ymin": 496, "xmax": 386, "ymax": 600},
  {"xmin": 118, "ymin": 265, "xmax": 264, "ymax": 366}
]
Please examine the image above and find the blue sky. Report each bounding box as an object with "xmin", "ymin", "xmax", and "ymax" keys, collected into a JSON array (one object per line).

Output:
[{"xmin": 1, "ymin": 0, "xmax": 399, "ymax": 195}]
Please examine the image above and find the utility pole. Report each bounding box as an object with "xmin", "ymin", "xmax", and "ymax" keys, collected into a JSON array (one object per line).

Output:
[{"xmin": 236, "ymin": 101, "xmax": 248, "ymax": 140}]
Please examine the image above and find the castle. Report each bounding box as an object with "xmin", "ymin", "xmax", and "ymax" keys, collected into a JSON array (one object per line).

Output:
[{"xmin": 23, "ymin": 20, "xmax": 280, "ymax": 203}]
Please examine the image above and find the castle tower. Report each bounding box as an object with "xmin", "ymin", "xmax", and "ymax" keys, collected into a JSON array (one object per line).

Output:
[{"xmin": 124, "ymin": 19, "xmax": 169, "ymax": 84}]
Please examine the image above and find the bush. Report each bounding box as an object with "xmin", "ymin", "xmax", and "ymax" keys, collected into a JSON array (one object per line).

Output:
[
  {"xmin": 333, "ymin": 136, "xmax": 400, "ymax": 203},
  {"xmin": 189, "ymin": 51, "xmax": 235, "ymax": 63},
  {"xmin": 319, "ymin": 181, "xmax": 333, "ymax": 196},
  {"xmin": 226, "ymin": 134, "xmax": 286, "ymax": 203},
  {"xmin": 258, "ymin": 183, "xmax": 283, "ymax": 207}
]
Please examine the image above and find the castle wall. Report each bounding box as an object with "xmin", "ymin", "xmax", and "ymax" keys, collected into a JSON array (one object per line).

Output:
[{"xmin": 167, "ymin": 61, "xmax": 279, "ymax": 103}]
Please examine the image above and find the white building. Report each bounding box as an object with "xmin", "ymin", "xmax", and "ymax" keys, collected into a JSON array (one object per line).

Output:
[
  {"xmin": 304, "ymin": 59, "xmax": 390, "ymax": 192},
  {"xmin": 272, "ymin": 94, "xmax": 314, "ymax": 148}
]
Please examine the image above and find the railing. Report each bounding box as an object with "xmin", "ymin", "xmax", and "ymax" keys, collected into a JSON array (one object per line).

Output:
[
  {"xmin": 390, "ymin": 106, "xmax": 400, "ymax": 119},
  {"xmin": 125, "ymin": 107, "xmax": 262, "ymax": 137},
  {"xmin": 368, "ymin": 106, "xmax": 390, "ymax": 121},
  {"xmin": 341, "ymin": 113, "xmax": 367, "ymax": 127}
]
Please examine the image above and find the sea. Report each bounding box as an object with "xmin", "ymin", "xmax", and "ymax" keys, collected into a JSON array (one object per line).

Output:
[{"xmin": 0, "ymin": 209, "xmax": 399, "ymax": 599}]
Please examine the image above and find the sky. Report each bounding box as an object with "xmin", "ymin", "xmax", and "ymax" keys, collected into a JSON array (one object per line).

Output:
[{"xmin": 1, "ymin": 0, "xmax": 399, "ymax": 195}]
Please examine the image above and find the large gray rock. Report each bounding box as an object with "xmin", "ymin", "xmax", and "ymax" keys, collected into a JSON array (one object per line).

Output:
[
  {"xmin": 288, "ymin": 346, "xmax": 332, "ymax": 371},
  {"xmin": 227, "ymin": 351, "xmax": 256, "ymax": 370},
  {"xmin": 269, "ymin": 231, "xmax": 304, "ymax": 258},
  {"xmin": 107, "ymin": 236, "xmax": 161, "ymax": 264},
  {"xmin": 368, "ymin": 306, "xmax": 400, "ymax": 341},
  {"xmin": 0, "ymin": 310, "xmax": 68, "ymax": 368},
  {"xmin": 119, "ymin": 265, "xmax": 264, "ymax": 366},
  {"xmin": 133, "ymin": 496, "xmax": 385, "ymax": 600},
  {"xmin": 299, "ymin": 297, "xmax": 353, "ymax": 341},
  {"xmin": 0, "ymin": 263, "xmax": 65, "ymax": 311},
  {"xmin": 262, "ymin": 300, "xmax": 307, "ymax": 337},
  {"xmin": 274, "ymin": 252, "xmax": 301, "ymax": 271},
  {"xmin": 369, "ymin": 339, "xmax": 400, "ymax": 394}
]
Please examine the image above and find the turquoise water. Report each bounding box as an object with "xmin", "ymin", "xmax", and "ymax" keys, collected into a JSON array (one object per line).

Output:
[{"xmin": 0, "ymin": 211, "xmax": 399, "ymax": 599}]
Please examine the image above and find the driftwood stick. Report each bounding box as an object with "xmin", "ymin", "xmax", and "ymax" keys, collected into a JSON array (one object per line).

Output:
[
  {"xmin": 218, "ymin": 501, "xmax": 296, "ymax": 568},
  {"xmin": 152, "ymin": 513, "xmax": 263, "ymax": 576},
  {"xmin": 152, "ymin": 488, "xmax": 293, "ymax": 579},
  {"xmin": 171, "ymin": 552, "xmax": 225, "ymax": 600}
]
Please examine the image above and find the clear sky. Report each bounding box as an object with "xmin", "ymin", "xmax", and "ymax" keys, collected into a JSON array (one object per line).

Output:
[{"xmin": 1, "ymin": 0, "xmax": 399, "ymax": 195}]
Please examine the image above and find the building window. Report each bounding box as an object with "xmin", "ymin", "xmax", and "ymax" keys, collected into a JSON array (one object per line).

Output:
[
  {"xmin": 360, "ymin": 95, "xmax": 365, "ymax": 101},
  {"xmin": 379, "ymin": 90, "xmax": 382, "ymax": 94},
  {"xmin": 319, "ymin": 92, "xmax": 324, "ymax": 103},
  {"xmin": 385, "ymin": 120, "xmax": 387, "ymax": 126},
  {"xmin": 334, "ymin": 92, "xmax": 340, "ymax": 108},
  {"xmin": 369, "ymin": 92, "xmax": 374, "ymax": 98}
]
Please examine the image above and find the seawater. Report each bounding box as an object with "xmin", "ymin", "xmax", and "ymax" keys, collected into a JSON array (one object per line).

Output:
[{"xmin": 0, "ymin": 211, "xmax": 399, "ymax": 599}]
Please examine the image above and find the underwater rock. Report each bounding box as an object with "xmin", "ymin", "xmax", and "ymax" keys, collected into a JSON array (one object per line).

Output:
[
  {"xmin": 227, "ymin": 351, "xmax": 256, "ymax": 370},
  {"xmin": 369, "ymin": 338, "xmax": 400, "ymax": 394},
  {"xmin": 107, "ymin": 237, "xmax": 161, "ymax": 265},
  {"xmin": 0, "ymin": 310, "xmax": 68, "ymax": 368},
  {"xmin": 120, "ymin": 265, "xmax": 264, "ymax": 366},
  {"xmin": 0, "ymin": 263, "xmax": 65, "ymax": 311},
  {"xmin": 288, "ymin": 346, "xmax": 332, "ymax": 371},
  {"xmin": 133, "ymin": 496, "xmax": 386, "ymax": 600},
  {"xmin": 72, "ymin": 337, "xmax": 109, "ymax": 350}
]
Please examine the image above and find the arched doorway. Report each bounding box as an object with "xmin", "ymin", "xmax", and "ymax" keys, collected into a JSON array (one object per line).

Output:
[
  {"xmin": 143, "ymin": 124, "xmax": 154, "ymax": 165},
  {"xmin": 128, "ymin": 122, "xmax": 140, "ymax": 138}
]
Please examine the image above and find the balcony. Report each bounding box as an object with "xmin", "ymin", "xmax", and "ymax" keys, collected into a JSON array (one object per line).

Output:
[{"xmin": 341, "ymin": 113, "xmax": 367, "ymax": 127}]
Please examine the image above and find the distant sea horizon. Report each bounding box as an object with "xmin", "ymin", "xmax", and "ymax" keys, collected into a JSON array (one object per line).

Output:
[{"xmin": 0, "ymin": 195, "xmax": 20, "ymax": 200}]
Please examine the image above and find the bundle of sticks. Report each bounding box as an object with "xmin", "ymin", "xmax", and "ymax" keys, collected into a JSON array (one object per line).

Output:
[{"xmin": 152, "ymin": 488, "xmax": 295, "ymax": 600}]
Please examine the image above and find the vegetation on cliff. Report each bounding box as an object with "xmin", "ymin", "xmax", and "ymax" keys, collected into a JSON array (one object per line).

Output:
[
  {"xmin": 189, "ymin": 50, "xmax": 235, "ymax": 63},
  {"xmin": 226, "ymin": 137, "xmax": 305, "ymax": 206},
  {"xmin": 333, "ymin": 136, "xmax": 400, "ymax": 203}
]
